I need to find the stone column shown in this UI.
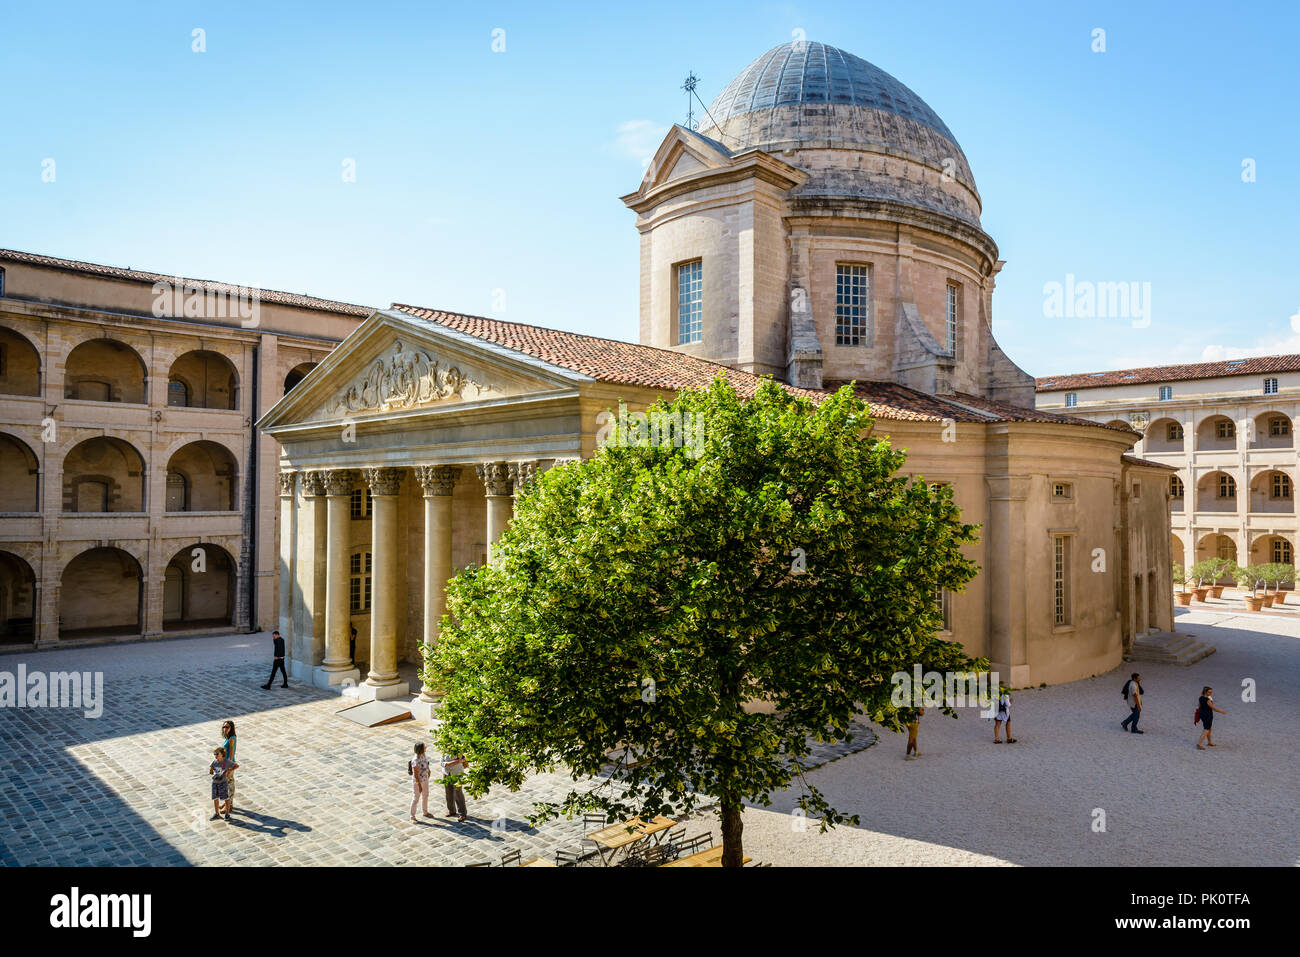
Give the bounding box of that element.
[304,471,329,667]
[315,468,359,687]
[363,467,407,699]
[477,463,514,566]
[277,470,296,667]
[414,465,460,711]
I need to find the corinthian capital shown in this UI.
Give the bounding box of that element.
[323,469,357,497]
[415,465,462,497]
[364,466,404,496]
[508,461,540,495]
[277,471,296,496]
[304,470,329,497]
[476,462,513,497]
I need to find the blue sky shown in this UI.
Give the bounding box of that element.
[2,0,1296,377]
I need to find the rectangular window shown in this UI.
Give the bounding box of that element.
[1168,423,1184,441]
[676,260,703,345]
[1216,420,1235,439]
[1052,481,1073,500]
[1218,475,1236,498]
[1170,475,1184,498]
[1158,386,1172,401]
[945,283,959,355]
[1065,393,1077,408]
[835,264,870,346]
[1270,417,1290,436]
[1132,481,1141,499]
[1272,473,1291,499]
[934,587,952,631]
[1263,377,1279,395]
[1274,539,1293,564]
[0,267,5,297]
[1053,536,1071,626]
[350,488,372,520]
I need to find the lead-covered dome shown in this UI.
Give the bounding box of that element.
[697,41,981,226]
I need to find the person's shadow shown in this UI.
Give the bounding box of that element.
[228,808,312,837]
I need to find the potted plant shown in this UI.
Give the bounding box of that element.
[1238,565,1265,612]
[1259,563,1278,607]
[1188,561,1212,602]
[1173,563,1192,606]
[1205,557,1231,598]
[1275,562,1295,604]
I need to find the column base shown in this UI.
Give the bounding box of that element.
[991,663,1034,689]
[353,680,411,702]
[408,695,440,724]
[313,666,361,689]
[289,659,314,681]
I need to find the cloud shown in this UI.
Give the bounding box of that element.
[608,119,670,167]
[1200,307,1300,361]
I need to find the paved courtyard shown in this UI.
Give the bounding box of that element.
[0,608,1296,867]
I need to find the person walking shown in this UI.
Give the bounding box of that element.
[903,706,925,759]
[1196,686,1226,750]
[219,720,239,814]
[1121,673,1145,734]
[442,751,468,822]
[209,747,233,822]
[349,624,358,666]
[262,630,289,689]
[409,742,432,822]
[993,688,1016,743]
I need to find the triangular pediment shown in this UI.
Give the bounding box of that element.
[258,310,586,433]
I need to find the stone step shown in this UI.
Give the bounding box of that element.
[1128,630,1216,666]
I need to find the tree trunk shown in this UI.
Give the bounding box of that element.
[720,797,744,867]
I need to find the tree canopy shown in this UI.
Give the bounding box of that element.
[425,377,984,866]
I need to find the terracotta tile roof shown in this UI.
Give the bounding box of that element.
[0,247,373,317]
[391,304,826,400]
[1035,354,1300,392]
[842,381,1139,433]
[1122,454,1177,471]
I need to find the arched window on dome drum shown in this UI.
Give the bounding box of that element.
[835,264,869,346]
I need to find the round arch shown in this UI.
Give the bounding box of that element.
[1247,532,1295,569]
[64,338,147,403]
[1145,417,1184,453]
[62,436,146,512]
[166,441,238,512]
[284,362,317,395]
[163,542,236,629]
[1195,533,1238,569]
[1250,410,1293,449]
[0,326,41,396]
[0,432,40,512]
[1247,469,1294,515]
[168,350,239,410]
[60,547,141,637]
[1194,469,1238,514]
[0,550,36,644]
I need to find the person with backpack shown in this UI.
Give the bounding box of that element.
[1121,673,1145,733]
[1196,686,1226,750]
[409,742,431,822]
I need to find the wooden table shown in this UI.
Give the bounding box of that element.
[586,816,678,865]
[520,857,556,867]
[660,846,751,867]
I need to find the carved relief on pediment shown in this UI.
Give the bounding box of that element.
[323,340,498,416]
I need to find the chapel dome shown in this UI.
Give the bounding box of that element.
[696,41,982,226]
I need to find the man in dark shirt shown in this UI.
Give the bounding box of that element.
[262,630,289,689]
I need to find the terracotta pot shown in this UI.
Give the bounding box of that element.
[1211,585,1225,598]
[1244,596,1265,612]
[1192,587,1210,602]
[1261,594,1275,607]
[1272,591,1286,605]
[1174,591,1193,606]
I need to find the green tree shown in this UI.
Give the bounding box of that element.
[424,378,984,867]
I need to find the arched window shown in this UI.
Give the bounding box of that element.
[167,378,190,407]
[349,552,372,612]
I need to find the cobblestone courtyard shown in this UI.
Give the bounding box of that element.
[1,607,1296,867]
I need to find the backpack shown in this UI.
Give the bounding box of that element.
[407,759,413,776]
[1122,679,1130,698]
